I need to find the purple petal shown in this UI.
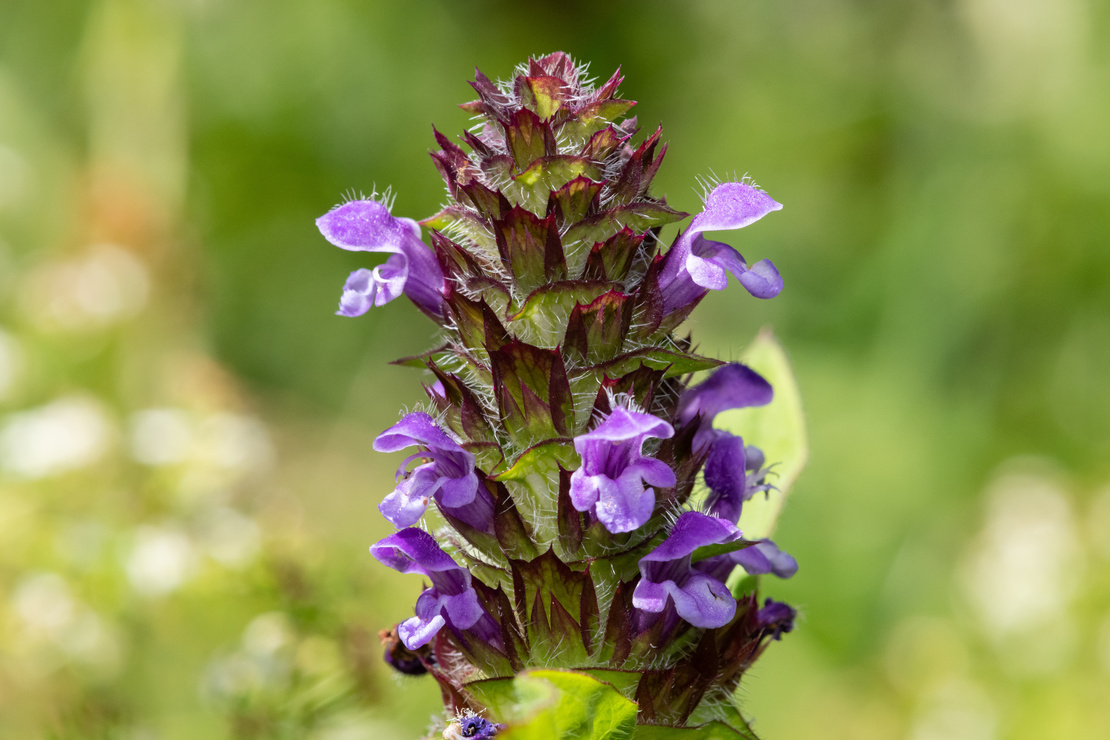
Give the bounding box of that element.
[439,481,496,535]
[316,199,421,253]
[373,414,478,525]
[730,539,798,579]
[665,571,738,628]
[337,269,377,317]
[684,251,729,291]
[738,259,783,299]
[704,433,747,522]
[569,472,602,512]
[573,407,674,446]
[745,445,766,471]
[437,470,479,509]
[678,363,774,430]
[374,412,460,456]
[642,511,741,562]
[370,528,460,575]
[397,611,445,650]
[688,181,782,236]
[632,568,737,629]
[379,464,440,527]
[689,237,781,299]
[691,238,748,281]
[453,717,503,740]
[594,472,656,534]
[569,407,676,534]
[634,457,678,489]
[630,576,670,613]
[757,597,797,640]
[440,588,483,630]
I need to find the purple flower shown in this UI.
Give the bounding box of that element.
[569,407,677,534]
[370,528,497,649]
[703,434,775,522]
[632,512,798,629]
[445,716,503,739]
[317,199,445,317]
[374,412,492,530]
[757,598,796,641]
[677,363,773,452]
[632,511,743,628]
[658,181,783,314]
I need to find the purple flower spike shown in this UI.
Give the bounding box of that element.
[569,407,677,534]
[658,181,783,313]
[632,511,743,628]
[317,199,445,316]
[677,363,773,451]
[757,598,796,640]
[374,412,481,528]
[703,434,775,522]
[370,528,487,649]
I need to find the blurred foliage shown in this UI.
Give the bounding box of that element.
[1,0,1108,739]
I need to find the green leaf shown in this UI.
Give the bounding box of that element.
[582,228,644,283]
[564,203,689,250]
[448,292,509,357]
[684,691,762,739]
[689,538,758,564]
[468,669,639,740]
[580,126,624,162]
[579,669,640,698]
[422,206,500,262]
[720,330,808,541]
[585,347,722,380]
[464,676,528,721]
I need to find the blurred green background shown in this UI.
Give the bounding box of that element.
[1,0,1108,738]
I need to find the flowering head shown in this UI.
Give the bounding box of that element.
[316,52,804,736]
